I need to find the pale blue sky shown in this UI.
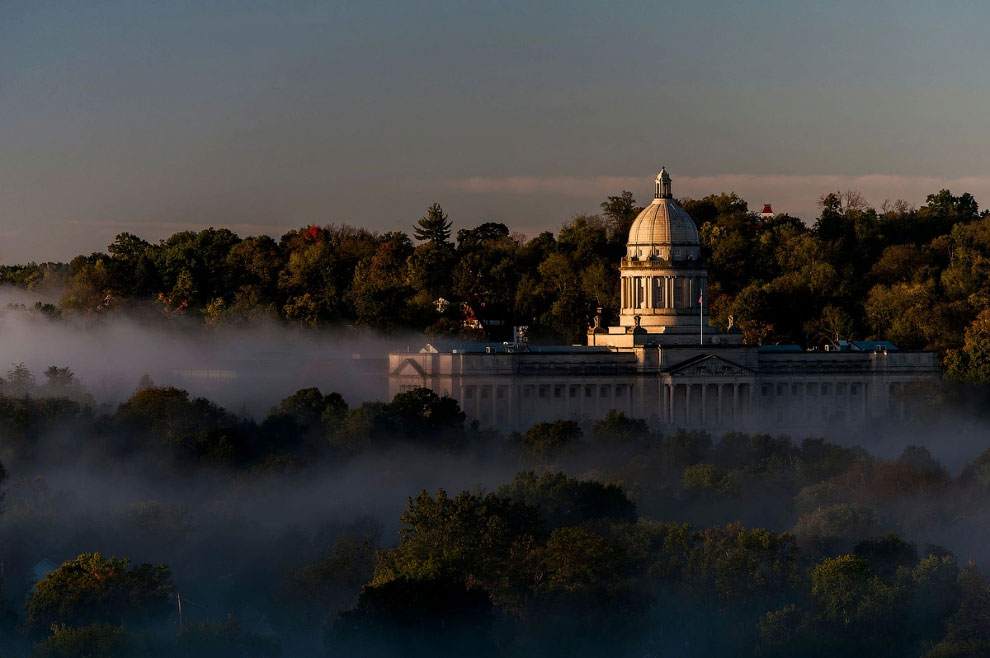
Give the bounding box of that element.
[2,0,989,262]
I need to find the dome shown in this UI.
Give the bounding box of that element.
[627,198,699,247]
[626,168,698,248]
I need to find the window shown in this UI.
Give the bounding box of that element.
[554,386,563,398]
[791,383,800,395]
[761,385,771,397]
[465,387,474,399]
[585,385,593,398]
[838,382,848,395]
[481,386,490,399]
[776,383,784,395]
[807,384,817,396]
[570,386,578,398]
[822,383,832,395]
[538,385,548,398]
[496,386,506,399]
[615,385,625,395]
[851,383,860,395]
[600,385,609,398]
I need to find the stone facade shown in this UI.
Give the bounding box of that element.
[387,341,937,432]
[388,168,940,433]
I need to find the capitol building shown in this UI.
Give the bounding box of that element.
[389,168,939,432]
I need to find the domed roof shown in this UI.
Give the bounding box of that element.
[627,168,699,247]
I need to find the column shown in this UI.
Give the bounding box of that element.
[646,276,653,309]
[684,384,691,425]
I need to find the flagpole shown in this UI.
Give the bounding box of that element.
[699,291,703,346]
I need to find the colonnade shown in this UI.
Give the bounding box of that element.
[661,381,752,426]
[622,275,706,311]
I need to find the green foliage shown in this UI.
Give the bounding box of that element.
[591,409,651,444]
[3,183,989,353]
[374,489,543,596]
[116,387,248,463]
[945,310,990,383]
[280,534,378,624]
[810,554,905,632]
[30,622,132,658]
[680,463,738,499]
[25,553,175,631]
[497,471,636,528]
[520,419,582,461]
[792,503,885,555]
[413,203,453,244]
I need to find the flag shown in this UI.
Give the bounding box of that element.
[698,294,703,305]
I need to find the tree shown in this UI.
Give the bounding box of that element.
[280,534,378,623]
[600,191,641,243]
[680,463,738,499]
[31,623,134,657]
[809,554,905,648]
[456,222,510,251]
[335,577,496,658]
[591,410,651,444]
[387,387,466,441]
[945,310,990,384]
[40,366,82,399]
[498,471,636,529]
[372,488,544,604]
[520,420,582,462]
[25,553,175,631]
[407,241,456,299]
[413,203,452,244]
[3,362,36,397]
[792,503,885,556]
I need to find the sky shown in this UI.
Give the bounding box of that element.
[2,0,990,263]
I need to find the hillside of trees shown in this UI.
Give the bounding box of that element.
[3,189,990,384]
[5,188,990,654]
[3,366,990,655]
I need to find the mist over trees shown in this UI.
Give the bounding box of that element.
[3,187,989,373]
[5,187,990,655]
[2,365,990,654]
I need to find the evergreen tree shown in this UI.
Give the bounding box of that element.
[414,203,452,244]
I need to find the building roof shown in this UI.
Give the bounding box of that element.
[758,344,804,353]
[420,342,611,355]
[845,340,900,352]
[626,167,699,248]
[627,199,699,247]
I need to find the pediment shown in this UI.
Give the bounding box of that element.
[391,358,427,377]
[667,355,753,377]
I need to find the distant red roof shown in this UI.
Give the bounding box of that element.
[761,204,773,214]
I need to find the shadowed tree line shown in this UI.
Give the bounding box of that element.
[5,376,990,654]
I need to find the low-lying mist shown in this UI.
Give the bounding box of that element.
[5,290,990,655]
[0,291,414,413]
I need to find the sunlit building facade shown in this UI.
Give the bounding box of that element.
[388,169,939,432]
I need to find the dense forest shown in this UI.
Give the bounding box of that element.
[3,188,990,383]
[5,187,990,656]
[1,364,990,655]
